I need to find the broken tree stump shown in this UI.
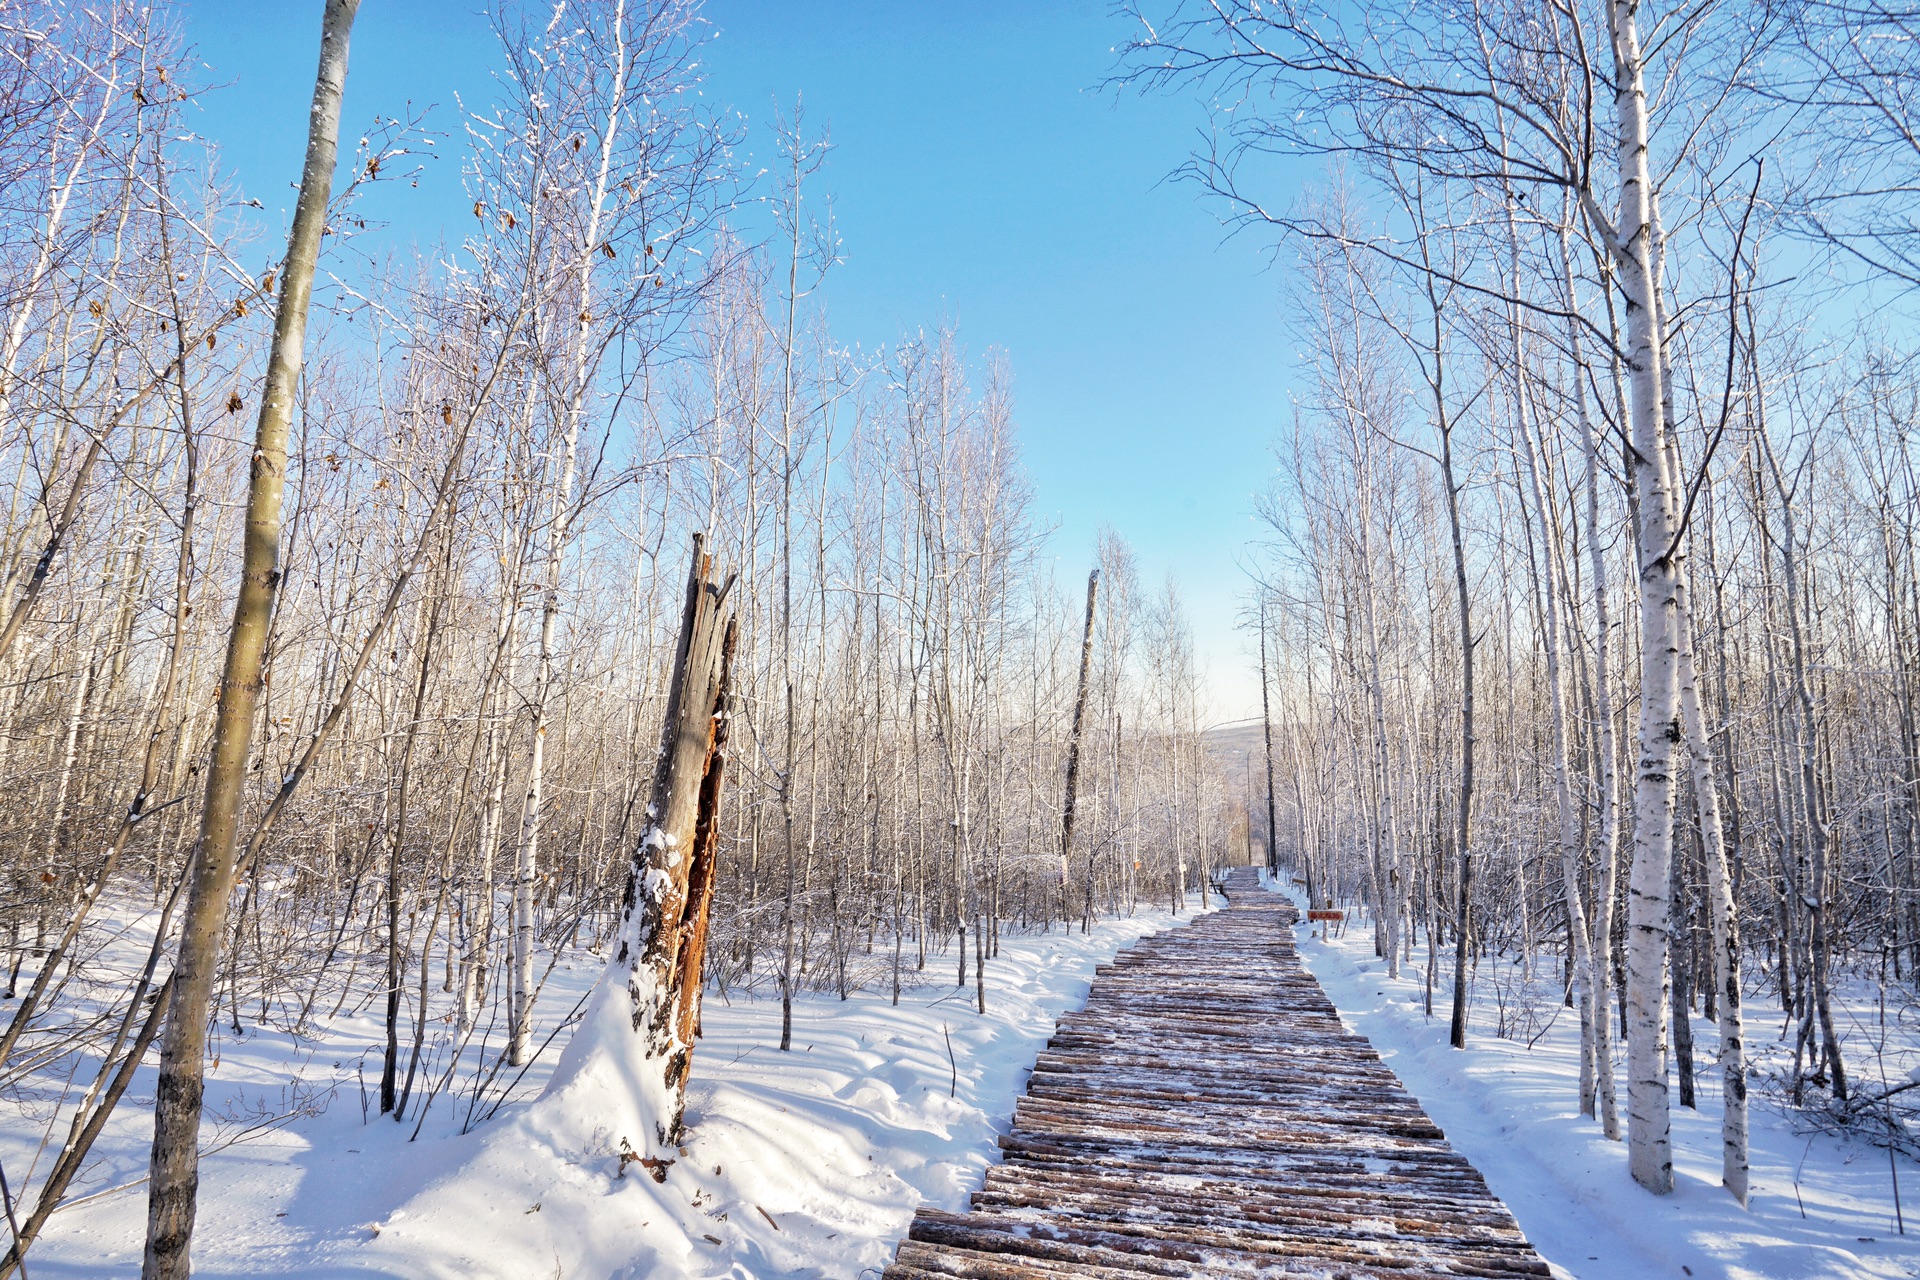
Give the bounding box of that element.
[585,533,737,1148]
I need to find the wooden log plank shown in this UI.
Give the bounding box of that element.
[908,1210,1552,1278]
[880,869,1550,1280]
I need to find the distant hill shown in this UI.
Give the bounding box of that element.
[1201,719,1268,867]
[1202,718,1266,782]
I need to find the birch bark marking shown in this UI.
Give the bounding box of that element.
[608,535,736,1146]
[1058,569,1099,921]
[1675,580,1748,1202]
[1607,0,1684,1195]
[142,3,359,1275]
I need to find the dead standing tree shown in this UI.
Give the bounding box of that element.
[553,534,737,1150]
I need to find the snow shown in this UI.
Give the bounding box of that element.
[7,899,1207,1278]
[1278,880,1920,1280]
[26,877,1917,1279]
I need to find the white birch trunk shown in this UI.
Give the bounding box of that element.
[1674,572,1749,1203]
[1606,0,1684,1192]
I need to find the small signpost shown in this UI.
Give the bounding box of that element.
[1306,908,1344,940]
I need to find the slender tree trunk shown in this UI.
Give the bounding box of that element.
[1261,600,1286,889]
[1430,318,1476,1054]
[1058,569,1099,920]
[1515,368,1603,1121]
[1676,519,1750,1203]
[1561,212,1623,1139]
[381,576,446,1114]
[142,5,358,1273]
[1757,429,1848,1104]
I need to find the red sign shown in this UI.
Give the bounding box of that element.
[1307,909,1344,922]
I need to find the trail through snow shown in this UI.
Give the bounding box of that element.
[10,900,1207,1278]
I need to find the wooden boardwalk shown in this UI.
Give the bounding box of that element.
[883,869,1551,1279]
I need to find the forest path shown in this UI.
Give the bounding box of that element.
[881,867,1553,1279]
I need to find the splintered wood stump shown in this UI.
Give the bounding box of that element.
[882,868,1550,1279]
[608,533,736,1145]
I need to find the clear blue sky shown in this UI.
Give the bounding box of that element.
[178,0,1297,722]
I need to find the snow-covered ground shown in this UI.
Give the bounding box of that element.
[9,900,1208,1278]
[1284,885,1920,1280]
[27,878,1908,1280]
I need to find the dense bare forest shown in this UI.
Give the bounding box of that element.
[1120,0,1920,1210]
[0,3,1244,1272]
[19,0,1920,1271]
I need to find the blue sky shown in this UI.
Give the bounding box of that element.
[178,0,1297,721]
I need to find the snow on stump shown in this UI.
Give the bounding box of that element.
[548,533,737,1153]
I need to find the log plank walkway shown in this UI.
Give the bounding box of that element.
[883,868,1551,1279]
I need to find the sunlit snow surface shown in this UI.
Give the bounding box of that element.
[1280,874,1920,1280]
[6,899,1206,1278]
[21,879,1913,1279]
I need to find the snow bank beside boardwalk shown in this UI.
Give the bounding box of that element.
[1283,885,1920,1280]
[15,899,1209,1279]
